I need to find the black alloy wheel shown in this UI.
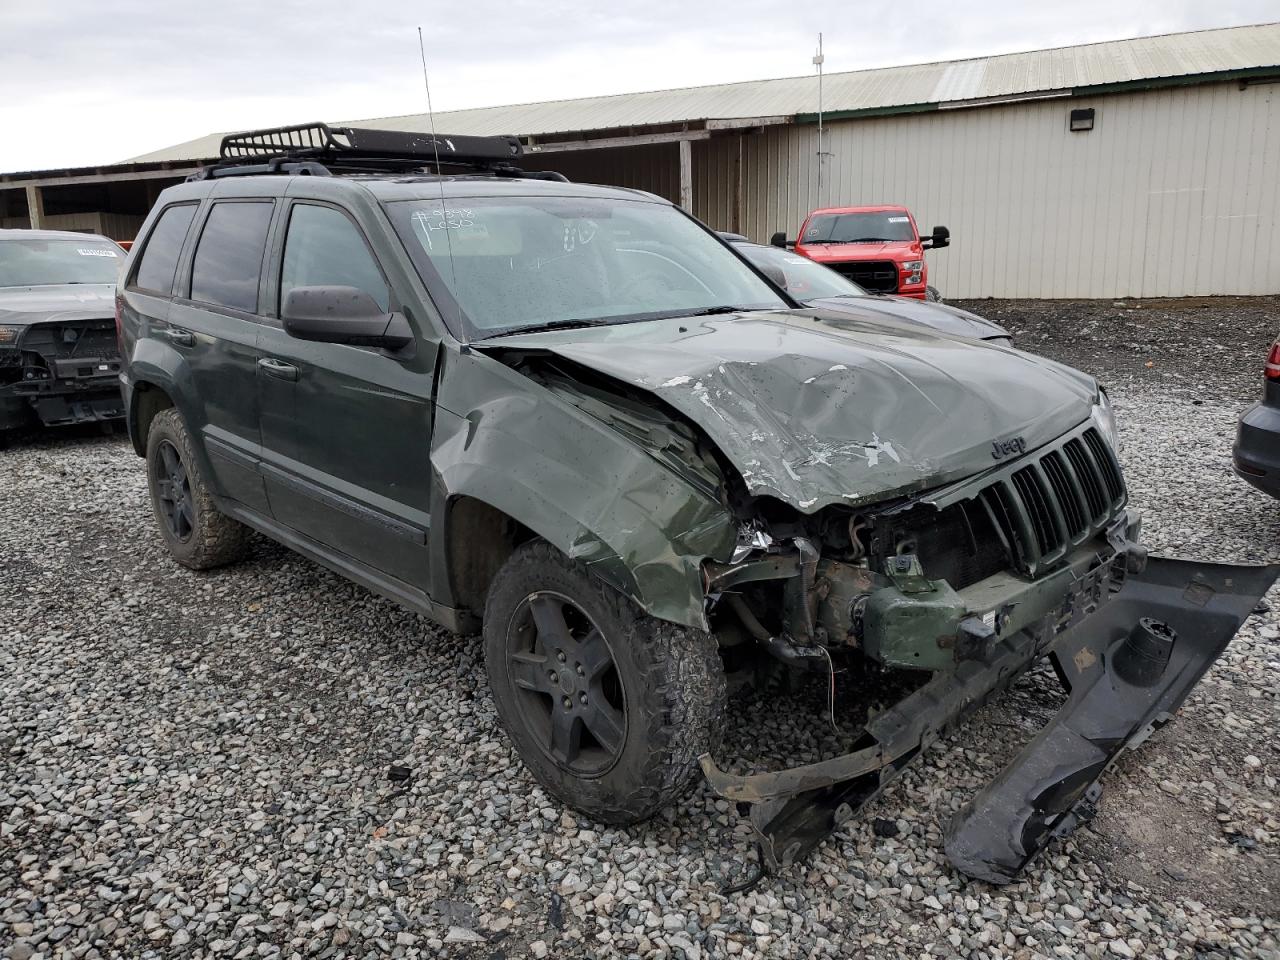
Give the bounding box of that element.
[153,438,195,542]
[504,591,627,777]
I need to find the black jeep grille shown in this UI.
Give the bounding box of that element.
[978,427,1125,577]
[830,260,898,293]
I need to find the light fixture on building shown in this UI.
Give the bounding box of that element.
[1070,108,1095,132]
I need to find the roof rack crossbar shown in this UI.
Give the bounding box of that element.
[216,121,523,167]
[195,121,567,182]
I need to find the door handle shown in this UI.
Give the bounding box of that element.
[157,327,194,347]
[258,357,299,381]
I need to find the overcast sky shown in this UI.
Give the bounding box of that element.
[0,0,1275,173]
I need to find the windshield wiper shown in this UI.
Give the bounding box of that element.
[476,318,609,341]
[682,305,758,317]
[844,237,892,243]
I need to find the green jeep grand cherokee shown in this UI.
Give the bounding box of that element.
[116,124,1276,883]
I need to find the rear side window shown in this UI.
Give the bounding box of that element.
[281,204,389,312]
[190,201,274,313]
[133,204,197,295]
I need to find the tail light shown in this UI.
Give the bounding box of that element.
[1267,340,1280,382]
[114,294,125,355]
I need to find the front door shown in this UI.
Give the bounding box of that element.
[256,200,435,588]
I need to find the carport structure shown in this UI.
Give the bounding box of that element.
[0,160,202,239]
[0,116,786,240]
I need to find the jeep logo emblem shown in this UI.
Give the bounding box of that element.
[991,436,1027,460]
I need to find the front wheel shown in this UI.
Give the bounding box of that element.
[926,285,943,302]
[483,541,726,824]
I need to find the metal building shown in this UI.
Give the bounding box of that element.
[4,22,1278,298]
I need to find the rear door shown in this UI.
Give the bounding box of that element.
[165,188,280,514]
[256,195,435,587]
[122,199,199,376]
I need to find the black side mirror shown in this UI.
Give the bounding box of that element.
[769,231,790,249]
[924,225,950,250]
[282,286,413,350]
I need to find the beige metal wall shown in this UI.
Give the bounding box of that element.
[693,80,1280,298]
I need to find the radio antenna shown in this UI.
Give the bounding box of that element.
[417,26,459,319]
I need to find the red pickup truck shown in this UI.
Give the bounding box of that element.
[771,204,949,301]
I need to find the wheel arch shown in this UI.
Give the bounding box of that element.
[127,380,176,456]
[434,463,731,631]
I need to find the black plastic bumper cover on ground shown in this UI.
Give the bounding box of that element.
[701,556,1278,881]
[945,556,1278,882]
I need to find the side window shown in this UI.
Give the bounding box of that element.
[281,204,390,312]
[133,204,197,295]
[190,201,274,313]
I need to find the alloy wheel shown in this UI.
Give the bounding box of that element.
[154,439,195,542]
[505,591,627,776]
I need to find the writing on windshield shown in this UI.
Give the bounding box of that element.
[387,196,787,340]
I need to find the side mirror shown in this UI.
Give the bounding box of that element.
[282,286,413,350]
[770,231,790,249]
[923,225,950,250]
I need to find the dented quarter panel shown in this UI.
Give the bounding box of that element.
[487,310,1098,512]
[432,345,737,628]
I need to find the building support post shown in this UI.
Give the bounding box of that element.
[25,185,44,229]
[732,133,745,235]
[678,138,693,212]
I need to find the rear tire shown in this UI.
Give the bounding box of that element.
[483,541,726,825]
[145,408,250,569]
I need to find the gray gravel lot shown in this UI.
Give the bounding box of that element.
[2,297,1279,960]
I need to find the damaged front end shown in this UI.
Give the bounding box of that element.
[0,318,123,428]
[700,421,1278,882]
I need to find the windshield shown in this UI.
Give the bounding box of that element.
[802,211,916,244]
[735,244,866,301]
[386,196,788,339]
[0,238,124,287]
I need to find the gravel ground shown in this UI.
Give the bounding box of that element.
[2,296,1279,960]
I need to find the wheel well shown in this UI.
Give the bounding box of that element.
[447,496,535,618]
[130,383,175,456]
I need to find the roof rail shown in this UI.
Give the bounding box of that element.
[189,121,564,181]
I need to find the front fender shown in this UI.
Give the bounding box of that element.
[432,348,736,629]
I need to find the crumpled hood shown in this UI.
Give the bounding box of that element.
[486,309,1098,512]
[806,295,1011,341]
[0,284,117,326]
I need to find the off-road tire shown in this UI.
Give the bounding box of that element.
[483,541,726,825]
[145,407,251,569]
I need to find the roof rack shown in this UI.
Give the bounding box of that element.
[189,121,567,182]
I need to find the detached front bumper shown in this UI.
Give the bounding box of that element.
[4,357,123,427]
[701,527,1278,882]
